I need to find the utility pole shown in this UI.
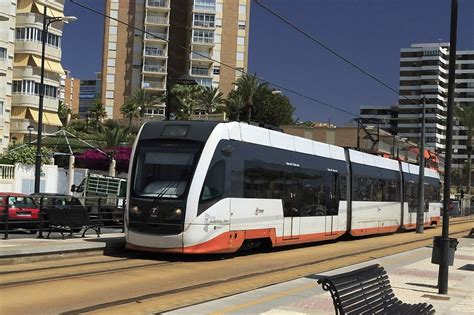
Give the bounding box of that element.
[416,97,426,233]
[438,0,458,295]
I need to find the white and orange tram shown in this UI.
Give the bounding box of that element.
[126,121,441,254]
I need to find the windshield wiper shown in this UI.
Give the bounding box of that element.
[153,154,195,202]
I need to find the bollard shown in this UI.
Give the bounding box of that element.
[37,196,44,239]
[97,197,102,236]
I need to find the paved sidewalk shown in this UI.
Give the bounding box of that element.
[167,237,474,315]
[0,233,125,265]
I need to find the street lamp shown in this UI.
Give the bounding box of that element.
[27,125,34,145]
[165,74,198,120]
[34,2,77,193]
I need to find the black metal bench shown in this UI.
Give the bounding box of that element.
[44,206,101,239]
[316,264,435,315]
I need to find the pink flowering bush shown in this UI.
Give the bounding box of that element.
[76,147,131,173]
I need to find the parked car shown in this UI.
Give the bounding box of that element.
[0,193,40,233]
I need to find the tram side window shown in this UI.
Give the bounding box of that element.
[300,171,342,216]
[244,162,284,199]
[200,160,225,202]
[405,181,418,212]
[353,176,400,202]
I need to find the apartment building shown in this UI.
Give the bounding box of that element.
[101,0,250,120]
[359,105,398,133]
[9,0,66,144]
[398,43,474,168]
[61,70,80,115]
[79,73,101,117]
[0,1,16,151]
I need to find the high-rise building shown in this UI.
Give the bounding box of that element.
[359,105,398,133]
[101,0,250,120]
[9,0,66,144]
[398,43,474,168]
[0,0,16,151]
[79,73,102,118]
[61,70,80,115]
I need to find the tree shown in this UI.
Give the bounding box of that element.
[2,146,53,165]
[251,86,295,126]
[171,84,204,119]
[234,74,265,122]
[92,120,132,149]
[226,90,245,121]
[455,105,474,197]
[88,100,107,129]
[120,100,141,127]
[128,88,165,117]
[58,101,72,125]
[200,86,224,114]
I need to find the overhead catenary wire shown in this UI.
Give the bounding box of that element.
[253,0,416,105]
[68,0,359,118]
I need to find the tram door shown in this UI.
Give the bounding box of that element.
[283,167,301,240]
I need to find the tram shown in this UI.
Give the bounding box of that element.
[126,121,441,254]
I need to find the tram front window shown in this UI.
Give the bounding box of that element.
[133,142,201,199]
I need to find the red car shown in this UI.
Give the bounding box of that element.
[0,193,40,233]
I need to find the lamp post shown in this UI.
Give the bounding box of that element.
[34,2,76,193]
[27,125,34,145]
[416,97,426,234]
[165,74,198,120]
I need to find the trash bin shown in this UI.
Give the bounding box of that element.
[431,236,458,266]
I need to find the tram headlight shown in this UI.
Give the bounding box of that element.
[130,205,141,215]
[174,208,183,217]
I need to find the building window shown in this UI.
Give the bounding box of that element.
[214,33,221,44]
[238,20,246,30]
[237,36,245,45]
[192,30,214,44]
[108,42,116,51]
[15,27,61,47]
[0,101,3,115]
[216,3,223,12]
[236,52,244,61]
[107,58,116,67]
[239,4,246,14]
[0,48,6,59]
[213,66,220,75]
[215,18,222,27]
[192,66,210,76]
[109,26,118,35]
[106,91,114,99]
[194,13,215,28]
[107,74,115,83]
[12,80,58,98]
[194,0,216,11]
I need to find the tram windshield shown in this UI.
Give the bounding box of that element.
[133,141,201,198]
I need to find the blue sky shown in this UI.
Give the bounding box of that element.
[62,0,474,124]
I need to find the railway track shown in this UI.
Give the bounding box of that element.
[0,218,472,314]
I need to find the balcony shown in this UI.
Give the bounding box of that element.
[143,64,166,74]
[15,40,62,60]
[145,15,169,25]
[194,4,216,12]
[144,32,168,42]
[10,118,58,135]
[192,37,214,45]
[142,81,165,91]
[144,47,166,58]
[146,0,169,10]
[191,67,211,76]
[193,20,215,28]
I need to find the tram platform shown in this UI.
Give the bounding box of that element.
[0,233,125,265]
[166,236,474,315]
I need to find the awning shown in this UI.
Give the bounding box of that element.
[17,0,64,18]
[27,108,63,127]
[30,55,64,74]
[14,54,29,67]
[11,107,27,119]
[34,2,65,18]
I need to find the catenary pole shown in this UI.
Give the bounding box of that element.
[416,97,426,233]
[438,0,458,295]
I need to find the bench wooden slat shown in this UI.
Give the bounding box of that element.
[316,264,435,315]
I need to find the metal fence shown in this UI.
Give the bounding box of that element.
[0,194,125,240]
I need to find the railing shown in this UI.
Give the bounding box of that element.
[194,21,215,28]
[1,195,125,240]
[146,15,168,24]
[144,47,165,57]
[0,165,14,180]
[191,52,210,60]
[191,68,211,76]
[192,37,214,44]
[145,32,168,41]
[147,0,168,8]
[194,4,216,12]
[143,64,166,73]
[142,81,165,89]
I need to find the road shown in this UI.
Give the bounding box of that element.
[0,219,472,314]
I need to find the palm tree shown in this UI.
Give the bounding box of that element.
[88,100,107,129]
[171,84,204,119]
[120,100,141,127]
[200,86,224,114]
[455,105,474,198]
[226,90,245,121]
[95,121,131,149]
[58,101,72,125]
[234,74,265,122]
[128,88,164,117]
